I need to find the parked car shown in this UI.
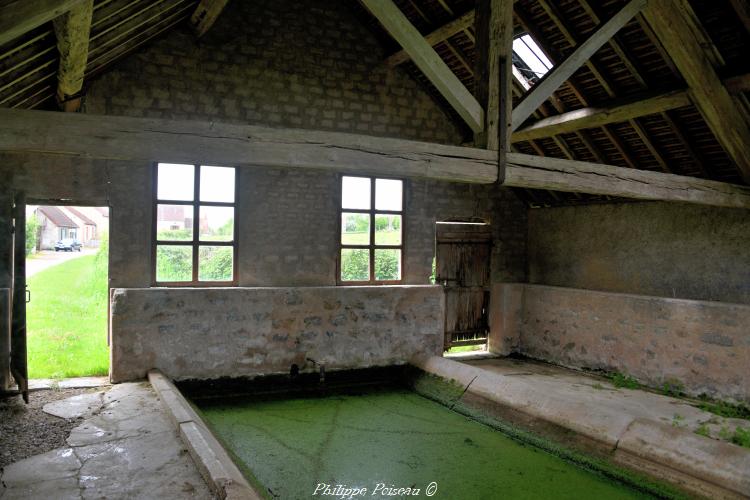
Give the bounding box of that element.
[55,239,82,252]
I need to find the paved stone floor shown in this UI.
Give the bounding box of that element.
[464,357,750,443]
[0,382,211,500]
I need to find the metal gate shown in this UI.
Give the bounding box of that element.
[435,222,491,350]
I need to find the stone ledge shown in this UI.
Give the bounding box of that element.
[411,354,750,499]
[148,369,263,500]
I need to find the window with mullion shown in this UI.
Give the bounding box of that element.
[154,163,237,286]
[339,176,403,284]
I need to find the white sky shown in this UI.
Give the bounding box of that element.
[342,176,402,211]
[513,34,553,79]
[157,164,235,203]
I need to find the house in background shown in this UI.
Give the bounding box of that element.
[65,207,98,247]
[33,206,109,250]
[35,206,78,250]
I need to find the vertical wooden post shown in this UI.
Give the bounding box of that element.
[474,0,514,182]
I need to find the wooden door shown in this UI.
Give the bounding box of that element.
[11,192,28,402]
[435,222,491,350]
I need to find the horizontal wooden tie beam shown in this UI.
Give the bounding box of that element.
[1,109,748,209]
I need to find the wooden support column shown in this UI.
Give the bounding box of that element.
[642,0,750,183]
[361,0,484,133]
[0,0,85,46]
[511,0,647,131]
[190,0,229,37]
[52,0,93,112]
[474,0,513,182]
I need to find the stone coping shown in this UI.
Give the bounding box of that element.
[148,369,264,500]
[411,354,750,499]
[503,282,750,309]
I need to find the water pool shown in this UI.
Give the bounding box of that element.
[194,389,657,499]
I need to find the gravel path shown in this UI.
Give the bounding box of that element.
[0,388,92,468]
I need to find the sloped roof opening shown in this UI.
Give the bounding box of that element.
[512,33,553,88]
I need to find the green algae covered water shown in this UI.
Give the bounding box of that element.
[196,389,655,500]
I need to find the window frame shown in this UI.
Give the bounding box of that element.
[337,174,405,285]
[151,163,239,287]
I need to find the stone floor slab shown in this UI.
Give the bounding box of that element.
[42,391,105,420]
[29,376,110,392]
[1,382,211,500]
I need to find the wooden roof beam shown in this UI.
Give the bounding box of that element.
[0,0,86,46]
[511,0,647,131]
[512,89,690,142]
[190,0,229,37]
[642,0,750,183]
[386,11,474,66]
[52,0,93,112]
[504,153,750,209]
[1,109,749,209]
[361,0,483,133]
[724,73,750,95]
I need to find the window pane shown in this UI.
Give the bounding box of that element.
[342,176,370,209]
[341,213,370,245]
[340,249,369,281]
[375,249,401,281]
[375,178,402,211]
[199,206,234,241]
[375,214,401,245]
[200,166,235,202]
[157,163,194,201]
[199,246,233,281]
[156,245,192,282]
[156,204,193,241]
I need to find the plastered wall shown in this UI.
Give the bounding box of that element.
[528,202,750,305]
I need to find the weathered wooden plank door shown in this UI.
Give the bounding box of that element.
[11,192,28,402]
[435,222,491,350]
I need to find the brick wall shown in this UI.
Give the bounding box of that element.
[85,0,464,145]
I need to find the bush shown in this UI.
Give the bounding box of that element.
[340,249,400,281]
[200,246,232,281]
[25,214,39,256]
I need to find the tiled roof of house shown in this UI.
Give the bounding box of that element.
[66,207,97,225]
[38,206,77,228]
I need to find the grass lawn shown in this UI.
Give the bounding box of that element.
[26,253,109,379]
[342,230,401,245]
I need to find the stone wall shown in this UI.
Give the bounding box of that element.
[110,286,444,382]
[85,0,464,145]
[528,202,750,305]
[489,284,750,403]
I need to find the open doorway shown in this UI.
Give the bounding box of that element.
[25,205,109,379]
[435,220,491,356]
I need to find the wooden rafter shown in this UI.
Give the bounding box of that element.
[642,0,750,183]
[512,89,690,142]
[0,0,86,46]
[52,0,93,112]
[728,0,750,34]
[361,0,483,133]
[386,10,474,66]
[511,0,647,131]
[189,0,229,37]
[2,109,750,209]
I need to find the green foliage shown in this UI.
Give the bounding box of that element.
[27,254,109,378]
[697,399,750,420]
[671,414,685,427]
[157,246,192,281]
[25,213,39,256]
[199,246,233,281]
[429,257,436,284]
[345,214,369,233]
[340,249,369,281]
[694,423,710,437]
[731,427,750,448]
[157,228,191,240]
[340,249,400,281]
[661,378,685,397]
[611,372,641,389]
